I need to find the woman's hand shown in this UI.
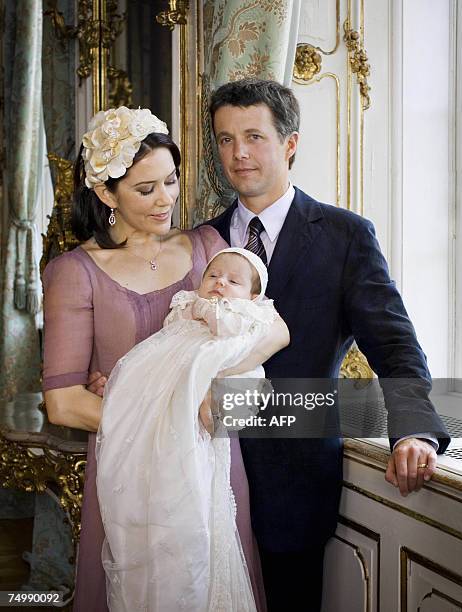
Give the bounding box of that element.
[86,371,107,397]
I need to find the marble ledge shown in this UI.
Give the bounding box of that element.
[0,392,88,454]
[344,437,462,492]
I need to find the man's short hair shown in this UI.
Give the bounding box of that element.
[209,78,300,169]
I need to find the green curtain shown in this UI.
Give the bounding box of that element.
[0,0,44,399]
[195,0,300,224]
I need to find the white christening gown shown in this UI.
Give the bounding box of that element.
[96,290,277,612]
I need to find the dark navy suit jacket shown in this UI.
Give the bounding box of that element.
[205,187,450,552]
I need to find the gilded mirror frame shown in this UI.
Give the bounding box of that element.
[89,0,199,230]
[43,0,199,240]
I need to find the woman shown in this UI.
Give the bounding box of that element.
[42,106,288,612]
[97,248,281,612]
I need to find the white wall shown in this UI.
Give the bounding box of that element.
[290,0,457,379]
[401,0,451,378]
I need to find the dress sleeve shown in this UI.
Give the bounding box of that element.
[163,290,197,326]
[197,225,229,260]
[42,253,94,391]
[220,298,279,329]
[212,298,279,337]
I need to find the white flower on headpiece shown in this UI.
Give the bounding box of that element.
[82,106,169,188]
[128,109,167,139]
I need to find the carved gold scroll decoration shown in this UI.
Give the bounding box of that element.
[0,436,86,546]
[340,346,374,386]
[107,66,133,108]
[44,0,132,111]
[105,1,133,108]
[293,44,322,83]
[44,0,96,83]
[156,0,192,228]
[156,0,189,30]
[40,154,79,273]
[343,18,371,111]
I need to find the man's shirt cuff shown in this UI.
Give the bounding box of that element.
[392,433,439,452]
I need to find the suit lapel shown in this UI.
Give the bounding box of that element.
[266,189,324,300]
[206,190,325,301]
[207,202,236,245]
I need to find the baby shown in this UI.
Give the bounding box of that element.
[198,249,261,304]
[96,248,285,612]
[192,249,266,432]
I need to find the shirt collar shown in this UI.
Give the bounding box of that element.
[233,183,295,243]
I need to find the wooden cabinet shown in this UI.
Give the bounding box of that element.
[322,439,462,611]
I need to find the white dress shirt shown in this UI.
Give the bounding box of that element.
[228,183,438,452]
[229,184,295,263]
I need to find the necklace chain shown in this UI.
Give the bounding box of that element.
[127,238,162,271]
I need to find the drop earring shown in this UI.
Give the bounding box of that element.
[109,208,116,226]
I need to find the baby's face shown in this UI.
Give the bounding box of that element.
[199,253,256,300]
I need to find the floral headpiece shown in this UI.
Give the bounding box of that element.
[82,106,169,188]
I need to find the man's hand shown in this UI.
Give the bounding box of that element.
[86,371,107,397]
[385,438,437,496]
[199,387,215,435]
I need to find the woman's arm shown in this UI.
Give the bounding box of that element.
[219,315,290,377]
[198,317,289,434]
[45,385,102,432]
[42,254,99,431]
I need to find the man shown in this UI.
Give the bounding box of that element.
[203,78,450,611]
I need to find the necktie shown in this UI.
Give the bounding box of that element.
[245,217,267,265]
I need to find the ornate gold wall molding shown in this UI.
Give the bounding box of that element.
[45,0,97,84]
[40,154,79,273]
[345,0,368,214]
[157,0,194,228]
[343,18,371,111]
[45,0,132,112]
[156,0,189,30]
[310,0,340,56]
[0,436,86,545]
[340,346,374,381]
[107,65,133,108]
[293,44,322,82]
[105,1,132,109]
[293,71,340,206]
[47,154,74,205]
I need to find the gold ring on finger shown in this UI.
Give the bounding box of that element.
[417,463,428,469]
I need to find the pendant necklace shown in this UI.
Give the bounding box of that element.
[128,237,162,271]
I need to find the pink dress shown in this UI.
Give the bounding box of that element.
[42,226,266,612]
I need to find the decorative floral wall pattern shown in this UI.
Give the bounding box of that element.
[195,0,298,224]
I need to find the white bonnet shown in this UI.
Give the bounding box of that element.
[204,247,268,300]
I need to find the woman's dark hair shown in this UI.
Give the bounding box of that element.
[72,132,181,249]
